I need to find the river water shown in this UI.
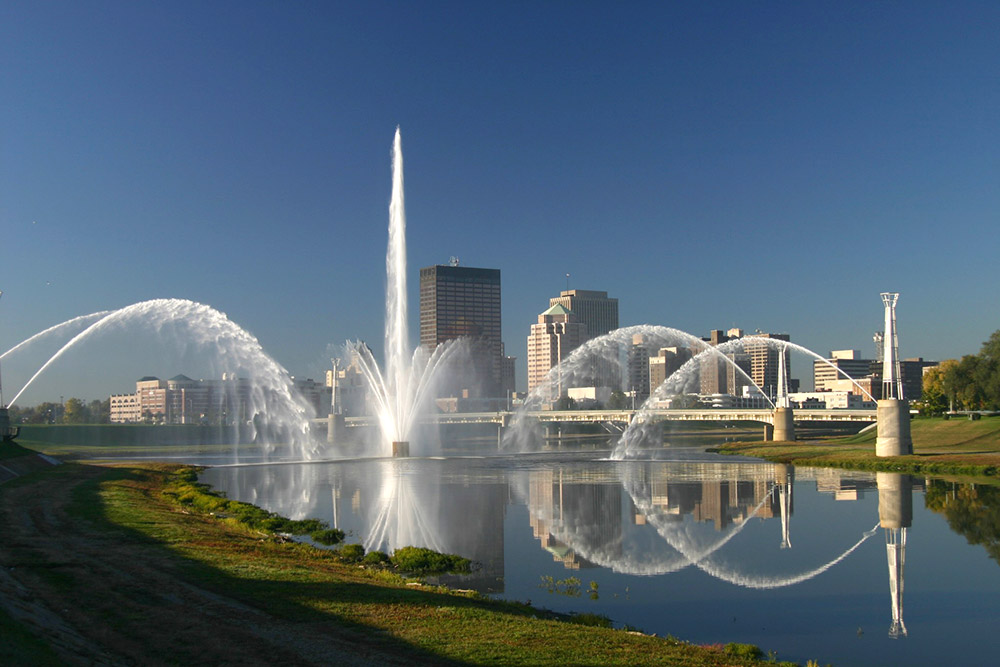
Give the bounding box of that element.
[200,441,1000,666]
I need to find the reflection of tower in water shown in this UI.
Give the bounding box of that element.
[877,472,912,638]
[775,464,794,549]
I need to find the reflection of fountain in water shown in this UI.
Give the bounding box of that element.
[3,298,315,459]
[510,460,881,589]
[364,460,444,553]
[346,128,465,457]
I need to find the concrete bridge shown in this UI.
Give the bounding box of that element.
[316,407,876,443]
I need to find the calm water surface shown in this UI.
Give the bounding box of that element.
[200,444,1000,666]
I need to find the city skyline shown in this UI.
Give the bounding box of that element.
[3,2,999,404]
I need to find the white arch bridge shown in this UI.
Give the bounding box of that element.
[315,407,876,440]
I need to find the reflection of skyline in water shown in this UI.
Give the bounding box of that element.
[200,454,1000,666]
[516,462,891,591]
[204,458,912,590]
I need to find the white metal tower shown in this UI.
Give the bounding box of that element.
[775,344,791,409]
[330,358,341,415]
[880,293,903,400]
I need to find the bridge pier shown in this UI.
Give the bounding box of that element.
[772,407,795,442]
[762,423,774,441]
[876,399,912,457]
[326,413,346,445]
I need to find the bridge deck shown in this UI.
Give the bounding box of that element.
[314,408,876,428]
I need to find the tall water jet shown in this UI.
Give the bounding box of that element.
[349,128,464,456]
[385,126,409,452]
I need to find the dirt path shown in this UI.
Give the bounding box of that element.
[0,463,426,666]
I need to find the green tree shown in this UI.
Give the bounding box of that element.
[954,355,985,410]
[975,331,1000,409]
[22,402,62,424]
[606,391,628,410]
[89,398,111,423]
[555,395,576,410]
[920,364,951,415]
[62,398,90,424]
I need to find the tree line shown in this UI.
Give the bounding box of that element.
[921,330,1000,413]
[6,398,111,424]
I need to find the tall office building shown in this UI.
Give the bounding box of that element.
[419,264,502,396]
[548,290,618,340]
[814,350,877,393]
[527,304,588,395]
[627,334,655,402]
[546,290,619,390]
[699,329,739,395]
[648,346,694,395]
[814,350,933,400]
[744,332,791,395]
[699,329,791,398]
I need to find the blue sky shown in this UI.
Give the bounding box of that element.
[3,1,999,403]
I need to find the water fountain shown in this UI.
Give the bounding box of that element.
[345,127,465,457]
[2,298,315,459]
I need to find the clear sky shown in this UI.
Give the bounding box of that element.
[3,1,999,404]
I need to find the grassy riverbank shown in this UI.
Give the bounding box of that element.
[0,453,806,666]
[715,416,1000,480]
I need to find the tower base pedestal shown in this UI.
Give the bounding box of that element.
[876,399,913,457]
[392,441,410,457]
[327,414,345,445]
[772,407,795,442]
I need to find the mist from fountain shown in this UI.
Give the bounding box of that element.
[6,298,316,458]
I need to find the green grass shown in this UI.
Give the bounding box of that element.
[715,416,1000,480]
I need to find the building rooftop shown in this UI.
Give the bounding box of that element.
[541,303,572,317]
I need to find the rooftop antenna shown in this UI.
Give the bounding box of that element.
[565,273,570,291]
[449,256,460,267]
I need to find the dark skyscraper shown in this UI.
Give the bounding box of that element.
[419,264,502,395]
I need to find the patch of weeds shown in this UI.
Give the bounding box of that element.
[310,528,345,545]
[361,550,391,566]
[540,575,582,597]
[724,642,763,660]
[390,546,470,574]
[337,543,365,563]
[567,612,612,628]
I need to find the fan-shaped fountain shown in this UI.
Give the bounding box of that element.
[2,298,316,460]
